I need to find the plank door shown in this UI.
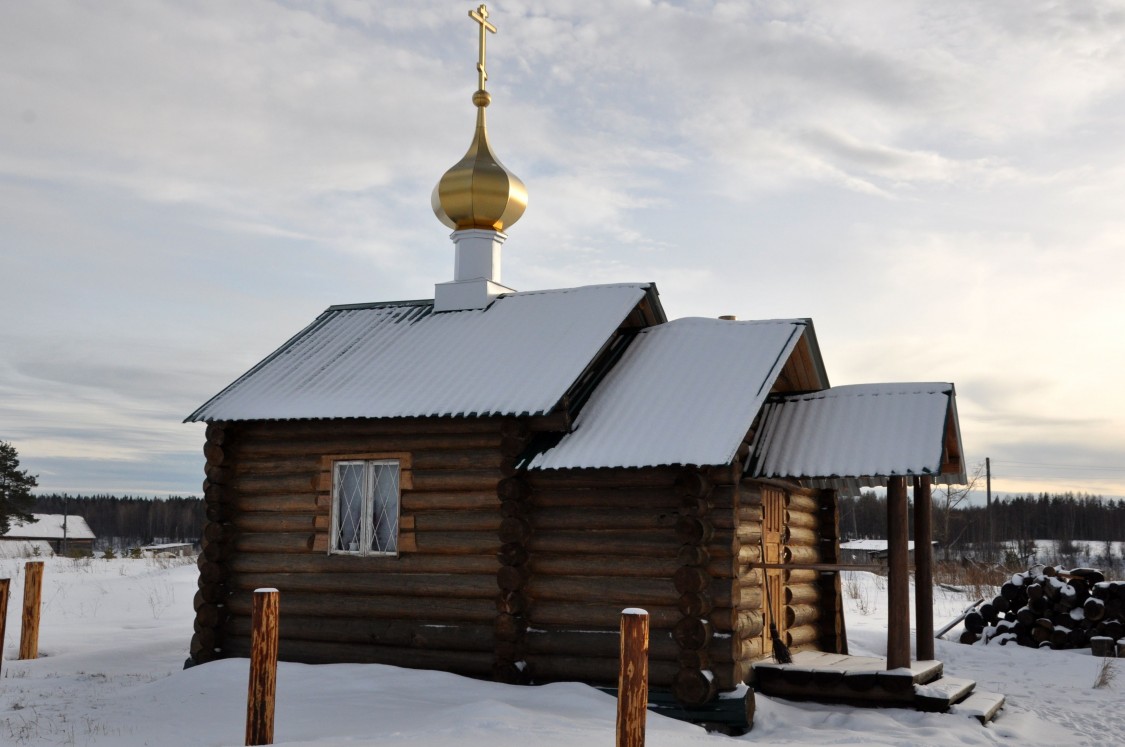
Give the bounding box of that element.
[762,487,786,652]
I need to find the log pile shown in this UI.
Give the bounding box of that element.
[959,565,1125,652]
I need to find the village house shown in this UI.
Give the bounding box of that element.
[186,5,966,709]
[1,513,96,556]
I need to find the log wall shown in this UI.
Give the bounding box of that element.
[194,417,516,680]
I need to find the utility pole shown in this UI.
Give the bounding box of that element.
[986,457,993,560]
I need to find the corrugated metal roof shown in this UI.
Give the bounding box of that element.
[526,318,807,470]
[4,514,96,540]
[187,284,650,422]
[748,383,966,490]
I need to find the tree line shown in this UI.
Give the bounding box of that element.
[33,493,204,551]
[840,490,1125,556]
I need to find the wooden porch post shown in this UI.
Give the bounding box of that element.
[913,476,935,660]
[886,477,911,670]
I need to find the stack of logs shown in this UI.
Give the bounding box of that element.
[960,566,1125,652]
[496,470,533,684]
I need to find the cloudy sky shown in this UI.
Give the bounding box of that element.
[3,1,1125,499]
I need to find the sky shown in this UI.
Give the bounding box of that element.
[3,1,1125,499]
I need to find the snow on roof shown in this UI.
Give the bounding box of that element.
[526,318,807,470]
[3,514,96,540]
[749,383,965,490]
[187,284,651,422]
[840,539,933,552]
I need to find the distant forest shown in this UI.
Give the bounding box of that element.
[33,494,204,551]
[841,490,1125,558]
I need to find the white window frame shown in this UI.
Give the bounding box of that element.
[330,458,400,556]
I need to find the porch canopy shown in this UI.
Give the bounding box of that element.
[746,382,967,670]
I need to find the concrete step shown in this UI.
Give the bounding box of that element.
[913,676,976,712]
[952,691,1006,724]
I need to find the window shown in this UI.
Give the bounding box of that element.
[331,459,400,555]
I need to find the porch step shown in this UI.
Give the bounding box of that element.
[951,691,1006,724]
[913,676,976,712]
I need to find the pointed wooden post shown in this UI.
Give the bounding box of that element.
[913,476,935,660]
[246,588,280,746]
[19,561,43,660]
[886,477,911,670]
[617,608,649,747]
[0,578,9,668]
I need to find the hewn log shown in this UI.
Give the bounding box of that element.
[785,584,821,606]
[678,592,713,617]
[674,471,713,499]
[736,523,762,545]
[231,455,321,477]
[617,610,650,747]
[225,635,496,675]
[226,615,495,650]
[245,589,279,746]
[235,433,501,459]
[676,517,714,545]
[199,583,228,605]
[673,617,712,650]
[191,631,217,662]
[199,560,226,585]
[409,449,510,471]
[494,613,527,642]
[528,532,678,558]
[531,554,679,578]
[499,543,529,567]
[709,608,764,638]
[785,568,820,585]
[413,511,502,533]
[521,628,676,659]
[227,572,498,599]
[410,469,502,492]
[784,527,819,546]
[527,576,675,608]
[677,649,711,669]
[785,603,820,628]
[229,494,321,513]
[497,477,530,502]
[206,422,227,445]
[239,417,505,441]
[737,544,762,565]
[234,533,315,554]
[204,442,226,467]
[783,545,820,564]
[227,590,496,623]
[237,514,318,534]
[497,565,530,592]
[531,602,679,630]
[500,499,525,519]
[227,552,496,576]
[737,636,765,660]
[498,517,532,544]
[234,472,317,495]
[533,507,680,531]
[784,510,819,530]
[785,494,819,513]
[525,468,682,491]
[496,591,529,615]
[529,487,681,509]
[785,624,820,648]
[527,655,679,688]
[195,603,227,628]
[673,667,717,706]
[412,532,502,555]
[402,491,498,511]
[674,566,710,595]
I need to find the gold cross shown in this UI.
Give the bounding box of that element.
[469,4,497,91]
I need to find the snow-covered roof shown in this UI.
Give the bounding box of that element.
[3,514,96,540]
[526,318,808,470]
[188,284,654,422]
[748,383,966,491]
[840,539,935,552]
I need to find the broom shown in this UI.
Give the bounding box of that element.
[760,537,792,664]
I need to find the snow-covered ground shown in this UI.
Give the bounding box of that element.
[0,557,1121,746]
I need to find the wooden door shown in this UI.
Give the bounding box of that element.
[762,487,786,652]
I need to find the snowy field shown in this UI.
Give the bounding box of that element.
[0,557,1121,746]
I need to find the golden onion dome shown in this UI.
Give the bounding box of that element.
[432,5,527,232]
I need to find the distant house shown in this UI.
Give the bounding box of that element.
[840,539,939,566]
[1,513,96,555]
[140,542,195,558]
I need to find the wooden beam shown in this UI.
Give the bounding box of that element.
[886,476,910,670]
[914,475,935,660]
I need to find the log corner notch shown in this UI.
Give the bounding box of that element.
[494,418,534,684]
[194,421,233,665]
[671,467,718,706]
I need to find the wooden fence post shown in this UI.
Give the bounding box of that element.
[19,561,43,660]
[245,588,280,746]
[617,608,649,747]
[0,578,9,667]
